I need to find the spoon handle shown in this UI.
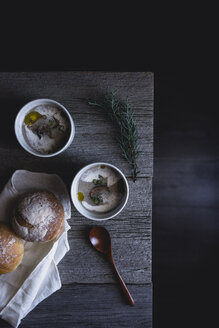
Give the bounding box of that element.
[108,255,135,306]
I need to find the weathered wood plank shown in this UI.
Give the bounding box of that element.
[71,176,152,219]
[57,177,152,284]
[70,176,152,235]
[0,72,153,327]
[59,234,151,284]
[0,172,151,284]
[0,72,153,177]
[0,71,153,283]
[0,71,153,102]
[0,284,152,328]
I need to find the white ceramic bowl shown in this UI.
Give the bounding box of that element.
[71,162,129,221]
[14,98,75,157]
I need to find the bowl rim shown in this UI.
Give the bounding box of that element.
[14,98,75,158]
[70,162,129,221]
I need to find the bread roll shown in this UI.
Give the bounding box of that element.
[11,190,64,242]
[0,223,24,274]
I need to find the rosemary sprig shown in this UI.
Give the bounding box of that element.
[88,91,140,182]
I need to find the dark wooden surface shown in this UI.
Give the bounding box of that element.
[0,72,153,328]
[0,285,152,328]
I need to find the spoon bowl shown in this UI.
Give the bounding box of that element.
[89,226,135,306]
[89,225,111,254]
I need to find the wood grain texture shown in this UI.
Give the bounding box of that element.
[0,284,152,328]
[0,72,153,328]
[0,72,153,178]
[60,177,152,284]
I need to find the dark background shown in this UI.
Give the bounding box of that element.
[153,71,219,327]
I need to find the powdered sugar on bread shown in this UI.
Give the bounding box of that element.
[17,192,57,226]
[0,224,24,273]
[12,191,64,242]
[0,232,16,259]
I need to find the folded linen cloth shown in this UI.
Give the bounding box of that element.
[0,170,71,328]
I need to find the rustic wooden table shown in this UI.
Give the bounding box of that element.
[0,72,153,328]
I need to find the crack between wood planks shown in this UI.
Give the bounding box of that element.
[62,282,152,287]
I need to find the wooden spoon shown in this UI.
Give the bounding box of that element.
[89,226,135,306]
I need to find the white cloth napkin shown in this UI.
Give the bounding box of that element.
[0,170,71,328]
